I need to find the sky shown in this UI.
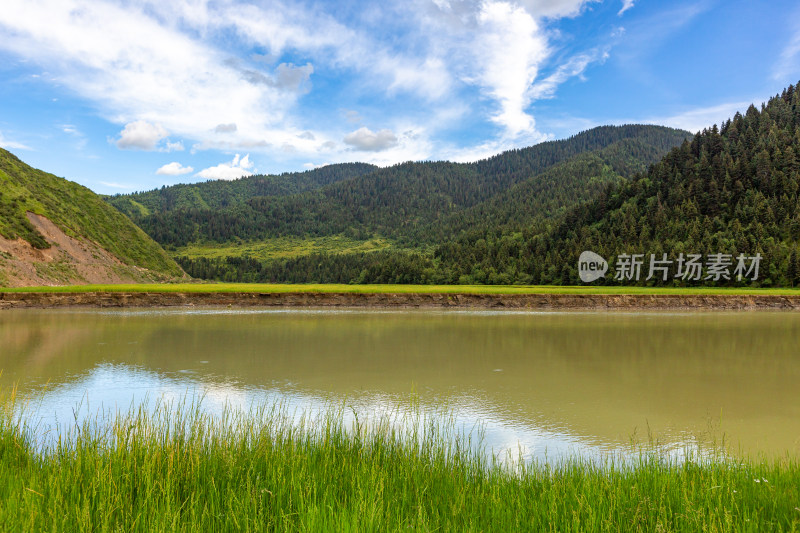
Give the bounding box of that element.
[0,0,799,194]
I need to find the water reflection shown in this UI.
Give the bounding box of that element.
[1,308,799,462]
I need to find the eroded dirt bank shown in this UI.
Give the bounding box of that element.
[2,291,800,310]
[0,213,175,286]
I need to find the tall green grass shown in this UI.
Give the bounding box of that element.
[1,393,798,532]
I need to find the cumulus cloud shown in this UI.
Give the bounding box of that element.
[197,154,255,180]
[476,1,548,137]
[272,63,314,91]
[214,123,238,133]
[413,0,599,143]
[237,62,314,92]
[0,0,605,167]
[218,1,453,100]
[343,127,399,151]
[156,162,194,175]
[116,120,168,150]
[0,0,308,155]
[518,0,594,18]
[165,140,184,152]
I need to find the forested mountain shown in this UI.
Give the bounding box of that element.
[173,82,800,287]
[425,83,800,287]
[115,125,688,250]
[420,137,672,244]
[0,148,183,286]
[524,83,800,287]
[108,162,377,218]
[146,125,691,284]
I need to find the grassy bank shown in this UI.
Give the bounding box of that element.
[4,282,800,296]
[1,398,798,532]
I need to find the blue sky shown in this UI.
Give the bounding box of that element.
[0,0,798,194]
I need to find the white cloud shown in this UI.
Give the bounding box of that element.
[414,0,596,142]
[343,127,399,151]
[774,15,800,81]
[116,120,168,150]
[197,154,255,180]
[518,0,594,18]
[273,62,314,91]
[156,162,194,175]
[233,61,314,92]
[61,124,88,150]
[99,181,134,190]
[223,1,453,100]
[0,1,304,154]
[344,110,363,124]
[0,130,31,150]
[618,0,635,16]
[214,123,238,133]
[442,139,518,163]
[475,1,548,137]
[528,50,605,101]
[0,0,603,167]
[647,101,752,134]
[165,141,185,152]
[535,100,755,142]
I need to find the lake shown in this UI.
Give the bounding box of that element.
[1,308,798,463]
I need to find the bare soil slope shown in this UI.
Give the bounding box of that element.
[0,213,175,287]
[0,147,184,286]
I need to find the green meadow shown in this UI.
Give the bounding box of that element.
[1,395,798,532]
[171,235,396,262]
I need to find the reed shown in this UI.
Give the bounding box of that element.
[1,395,798,532]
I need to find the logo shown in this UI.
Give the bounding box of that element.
[578,251,608,283]
[576,251,761,283]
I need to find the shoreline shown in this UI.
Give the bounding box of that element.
[3,291,800,310]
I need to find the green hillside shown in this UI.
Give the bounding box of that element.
[429,82,800,287]
[420,137,673,244]
[163,79,800,288]
[107,162,378,219]
[113,125,688,284]
[526,83,800,287]
[122,125,688,249]
[0,148,183,282]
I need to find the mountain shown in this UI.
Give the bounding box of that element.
[0,148,183,286]
[107,162,378,219]
[119,125,688,249]
[435,82,800,287]
[526,83,800,287]
[166,78,800,288]
[113,125,689,284]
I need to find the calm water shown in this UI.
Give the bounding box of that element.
[1,308,799,462]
